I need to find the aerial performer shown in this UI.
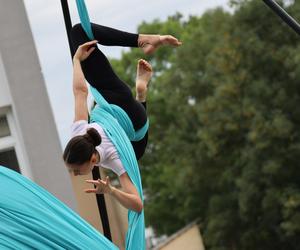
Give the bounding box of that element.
[63,22,181,249]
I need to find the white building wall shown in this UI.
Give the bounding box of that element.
[0,0,77,210]
[0,52,11,108]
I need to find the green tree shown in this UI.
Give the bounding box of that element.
[112,1,300,249]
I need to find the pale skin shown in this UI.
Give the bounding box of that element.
[68,34,181,213]
[138,34,182,55]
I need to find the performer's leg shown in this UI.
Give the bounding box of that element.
[70,24,147,130]
[131,59,153,160]
[131,101,148,161]
[131,134,148,161]
[74,22,181,54]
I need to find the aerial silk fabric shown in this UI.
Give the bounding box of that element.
[90,87,149,141]
[90,86,146,250]
[75,0,94,40]
[0,166,119,250]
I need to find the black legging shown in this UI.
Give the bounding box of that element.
[70,23,148,160]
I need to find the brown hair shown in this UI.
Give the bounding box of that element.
[63,128,101,165]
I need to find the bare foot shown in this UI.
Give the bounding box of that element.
[136,59,153,102]
[138,34,182,55]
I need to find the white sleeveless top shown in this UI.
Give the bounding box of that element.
[71,120,126,176]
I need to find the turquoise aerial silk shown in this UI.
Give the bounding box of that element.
[90,86,146,250]
[75,0,94,40]
[0,166,119,250]
[90,87,149,141]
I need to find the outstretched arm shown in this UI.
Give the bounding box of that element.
[72,40,97,122]
[85,173,143,213]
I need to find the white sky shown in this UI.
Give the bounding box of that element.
[23,0,229,147]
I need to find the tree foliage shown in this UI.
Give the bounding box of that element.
[112,1,300,249]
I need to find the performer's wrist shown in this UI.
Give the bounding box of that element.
[73,57,80,63]
[109,186,116,195]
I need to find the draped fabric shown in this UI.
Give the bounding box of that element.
[90,86,146,250]
[90,87,149,142]
[0,166,119,250]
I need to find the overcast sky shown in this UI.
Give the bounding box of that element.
[23,0,229,147]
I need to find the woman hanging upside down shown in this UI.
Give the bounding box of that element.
[63,23,181,213]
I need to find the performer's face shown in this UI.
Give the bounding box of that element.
[66,153,98,176]
[67,162,94,176]
[67,162,93,176]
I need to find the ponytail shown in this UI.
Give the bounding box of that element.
[63,128,101,165]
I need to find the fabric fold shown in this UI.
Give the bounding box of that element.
[0,166,119,250]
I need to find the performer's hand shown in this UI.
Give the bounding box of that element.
[73,40,98,62]
[85,176,114,195]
